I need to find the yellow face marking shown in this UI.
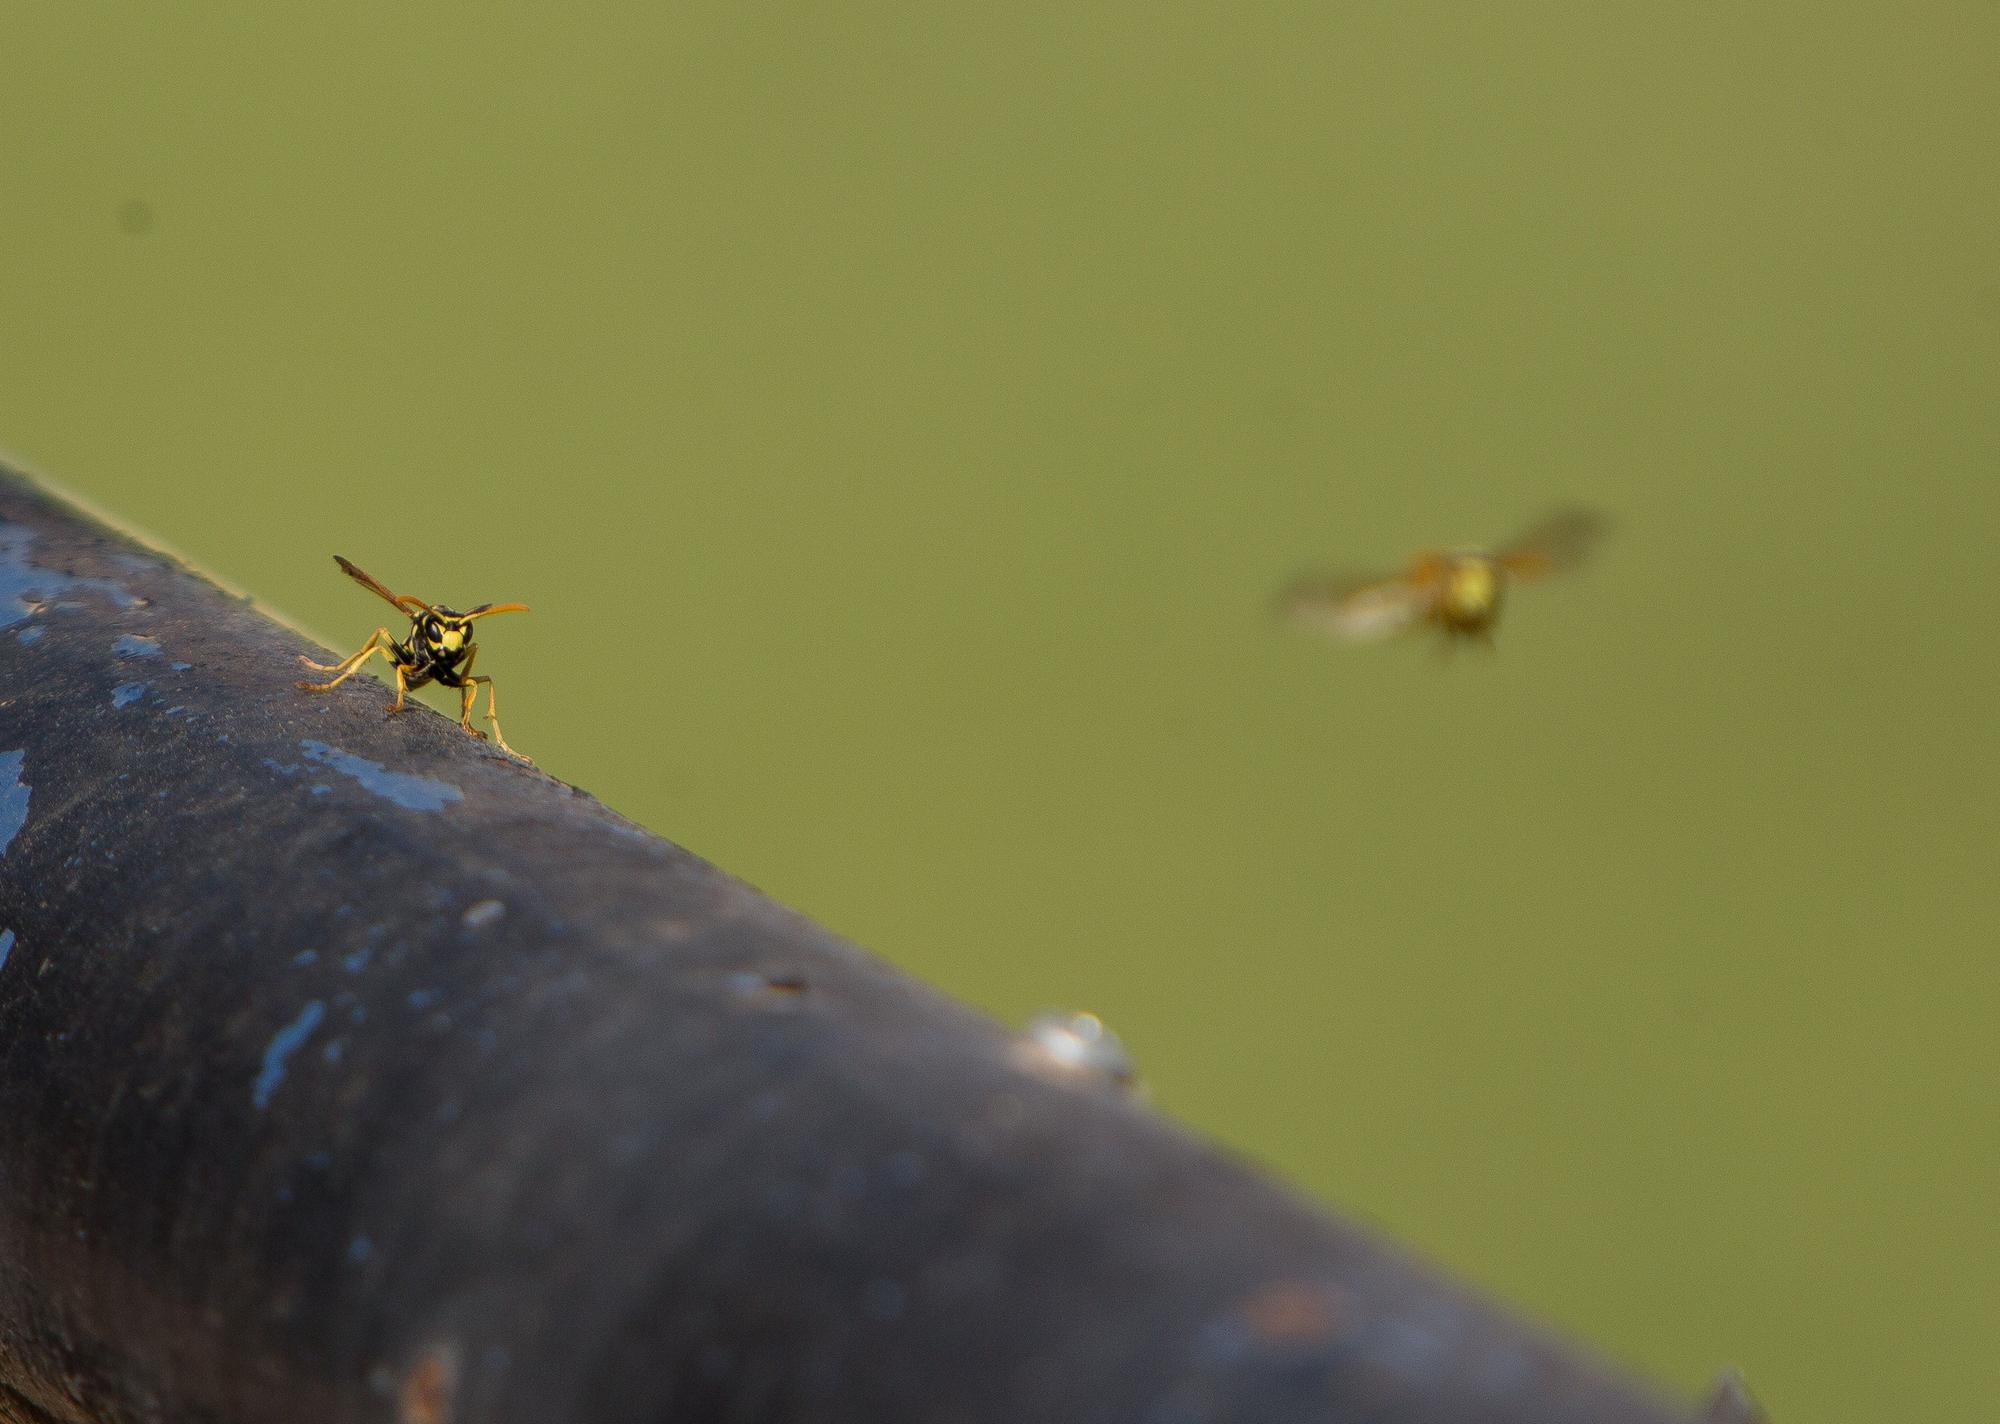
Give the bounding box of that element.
[1444,557,1498,616]
[437,626,465,651]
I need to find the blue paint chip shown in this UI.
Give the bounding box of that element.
[0,928,14,972]
[15,626,41,644]
[293,949,319,967]
[310,784,331,795]
[342,947,372,974]
[252,1000,326,1109]
[406,989,439,1010]
[110,682,148,708]
[347,1235,374,1264]
[114,633,161,657]
[170,660,191,671]
[298,740,462,812]
[0,750,30,857]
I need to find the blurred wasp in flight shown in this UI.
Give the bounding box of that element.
[1277,506,1606,648]
[296,556,532,760]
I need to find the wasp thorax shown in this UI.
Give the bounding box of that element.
[1439,555,1502,627]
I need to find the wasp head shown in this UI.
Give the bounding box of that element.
[414,608,473,659]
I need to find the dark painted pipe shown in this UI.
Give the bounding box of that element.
[0,463,1717,1424]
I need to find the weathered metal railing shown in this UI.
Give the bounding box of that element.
[0,462,1736,1423]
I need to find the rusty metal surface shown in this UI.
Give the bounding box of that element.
[0,464,1702,1423]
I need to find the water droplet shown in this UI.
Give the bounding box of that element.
[1016,1010,1137,1089]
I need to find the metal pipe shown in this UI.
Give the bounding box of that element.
[0,462,1707,1423]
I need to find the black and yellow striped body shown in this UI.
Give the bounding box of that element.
[394,609,479,691]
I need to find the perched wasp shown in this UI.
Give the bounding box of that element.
[296,556,532,760]
[1277,506,1606,647]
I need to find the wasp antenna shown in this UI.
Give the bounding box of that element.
[464,602,530,619]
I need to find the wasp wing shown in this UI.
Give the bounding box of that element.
[1276,570,1432,641]
[334,556,429,615]
[1492,506,1608,580]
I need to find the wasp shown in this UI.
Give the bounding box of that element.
[1277,506,1606,647]
[296,556,532,760]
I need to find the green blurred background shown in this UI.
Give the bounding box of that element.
[3,4,1995,1418]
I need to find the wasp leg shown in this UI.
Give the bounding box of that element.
[296,629,398,691]
[454,647,488,740]
[471,676,529,762]
[457,679,486,738]
[384,663,411,717]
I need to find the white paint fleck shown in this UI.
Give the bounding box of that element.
[461,899,505,929]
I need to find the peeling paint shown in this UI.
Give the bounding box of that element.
[299,740,462,812]
[252,1000,326,1109]
[15,626,41,644]
[113,633,161,657]
[0,524,142,626]
[0,750,29,856]
[110,682,148,708]
[170,660,191,670]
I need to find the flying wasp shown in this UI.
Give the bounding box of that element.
[296,556,532,760]
[1277,506,1607,647]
